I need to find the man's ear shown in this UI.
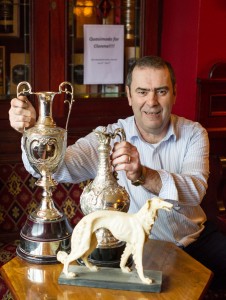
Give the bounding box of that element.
[126,86,132,107]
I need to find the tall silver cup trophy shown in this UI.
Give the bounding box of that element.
[16,81,74,264]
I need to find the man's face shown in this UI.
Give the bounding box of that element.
[126,66,176,142]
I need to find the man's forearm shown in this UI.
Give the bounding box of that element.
[142,166,162,195]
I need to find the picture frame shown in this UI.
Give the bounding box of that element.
[10,52,30,95]
[0,46,5,95]
[0,0,20,37]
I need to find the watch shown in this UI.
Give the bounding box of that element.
[131,166,147,186]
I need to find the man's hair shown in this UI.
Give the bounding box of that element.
[126,56,176,93]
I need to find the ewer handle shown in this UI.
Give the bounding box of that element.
[112,128,126,142]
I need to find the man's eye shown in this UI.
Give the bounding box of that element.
[138,90,147,96]
[156,88,168,96]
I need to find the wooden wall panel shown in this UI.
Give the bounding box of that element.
[197,76,226,221]
[196,78,226,155]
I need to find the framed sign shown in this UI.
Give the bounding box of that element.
[84,24,124,85]
[0,0,20,37]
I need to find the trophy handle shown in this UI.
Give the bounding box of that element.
[17,81,32,98]
[17,81,33,132]
[59,81,75,131]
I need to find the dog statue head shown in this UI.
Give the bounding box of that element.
[138,197,173,234]
[147,197,173,212]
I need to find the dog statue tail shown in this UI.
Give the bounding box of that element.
[57,251,68,264]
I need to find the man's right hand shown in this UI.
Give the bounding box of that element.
[9,96,36,133]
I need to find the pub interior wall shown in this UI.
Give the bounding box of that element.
[161,0,226,121]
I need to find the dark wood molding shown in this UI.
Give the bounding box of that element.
[141,0,163,56]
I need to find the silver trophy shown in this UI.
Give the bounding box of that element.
[16,81,74,264]
[80,127,131,267]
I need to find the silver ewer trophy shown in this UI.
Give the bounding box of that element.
[80,127,132,267]
[16,81,74,264]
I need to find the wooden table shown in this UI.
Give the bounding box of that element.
[1,239,213,300]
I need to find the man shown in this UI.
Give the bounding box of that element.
[9,56,226,289]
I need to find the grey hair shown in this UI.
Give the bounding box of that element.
[126,56,176,95]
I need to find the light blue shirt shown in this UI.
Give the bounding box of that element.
[22,114,209,247]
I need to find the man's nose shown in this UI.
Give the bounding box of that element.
[146,90,158,105]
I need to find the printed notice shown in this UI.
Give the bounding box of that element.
[84,25,124,84]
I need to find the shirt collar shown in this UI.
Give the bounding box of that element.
[128,115,177,143]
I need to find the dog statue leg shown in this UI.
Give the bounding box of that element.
[81,233,99,272]
[133,245,152,284]
[62,261,77,278]
[82,255,99,271]
[57,251,77,278]
[120,243,132,273]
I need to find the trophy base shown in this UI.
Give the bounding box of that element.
[77,243,133,268]
[16,214,73,264]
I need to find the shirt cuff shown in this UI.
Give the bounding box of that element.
[157,169,179,201]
